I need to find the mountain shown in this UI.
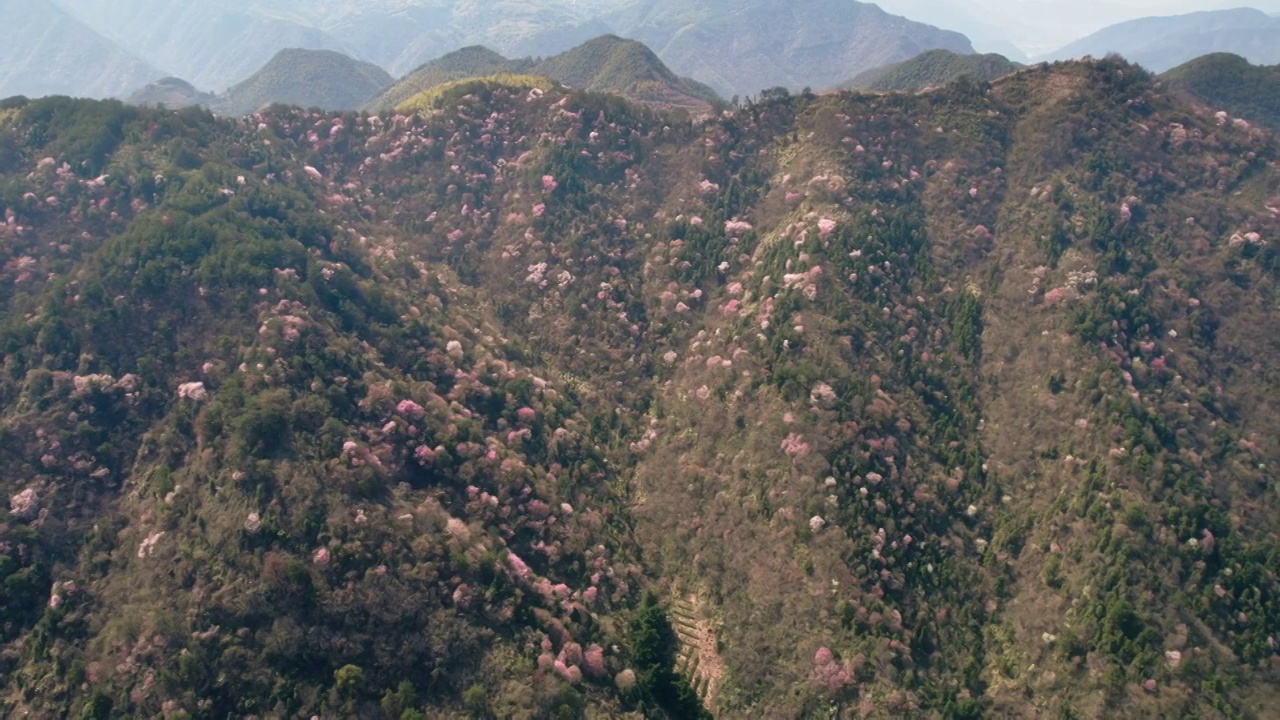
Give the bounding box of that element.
[1161,53,1280,131]
[529,34,720,107]
[842,49,1022,92]
[59,0,617,81]
[371,36,723,115]
[0,0,164,100]
[220,48,394,115]
[2,57,1279,718]
[126,77,220,109]
[1041,8,1280,72]
[606,0,974,98]
[30,1,973,101]
[56,0,353,93]
[368,45,523,112]
[378,5,614,78]
[864,0,1030,61]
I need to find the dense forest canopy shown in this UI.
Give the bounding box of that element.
[0,57,1278,718]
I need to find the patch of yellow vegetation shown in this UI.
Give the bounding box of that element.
[396,74,555,114]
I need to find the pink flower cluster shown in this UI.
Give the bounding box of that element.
[810,647,856,693]
[396,399,425,420]
[781,433,810,458]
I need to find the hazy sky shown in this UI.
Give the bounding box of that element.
[872,0,1280,56]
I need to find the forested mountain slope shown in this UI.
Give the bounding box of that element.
[1162,53,1280,131]
[0,59,1277,718]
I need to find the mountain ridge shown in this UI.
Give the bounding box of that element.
[606,0,976,97]
[1040,8,1280,72]
[0,0,165,100]
[370,35,723,115]
[25,1,980,103]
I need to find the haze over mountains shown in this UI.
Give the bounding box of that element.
[56,0,351,93]
[8,0,979,101]
[1,0,164,100]
[8,1,1280,106]
[1040,7,1280,71]
[602,0,972,98]
[124,37,721,119]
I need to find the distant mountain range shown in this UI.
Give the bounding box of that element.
[605,0,974,98]
[0,0,164,99]
[1161,52,1280,130]
[864,0,1031,61]
[126,49,394,115]
[15,1,1280,108]
[370,36,722,115]
[6,0,980,103]
[1040,8,1280,72]
[841,49,1021,92]
[56,0,352,93]
[126,37,718,118]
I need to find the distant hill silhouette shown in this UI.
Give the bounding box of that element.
[842,49,1021,91]
[1041,8,1280,72]
[126,77,219,109]
[220,48,394,115]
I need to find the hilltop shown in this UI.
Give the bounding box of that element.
[370,36,722,115]
[842,49,1022,92]
[1041,8,1280,72]
[368,46,530,112]
[532,35,721,111]
[0,0,163,100]
[1,58,1278,718]
[219,48,394,115]
[1161,53,1280,131]
[126,77,220,109]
